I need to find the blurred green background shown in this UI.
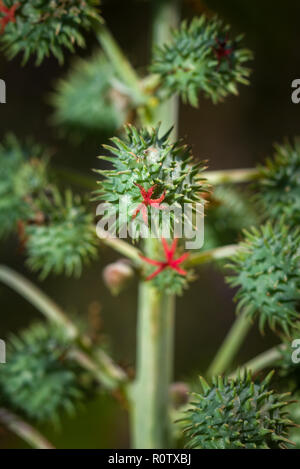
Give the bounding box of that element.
[1,0,300,448]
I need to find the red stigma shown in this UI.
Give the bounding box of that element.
[140,238,189,280]
[213,36,233,68]
[0,1,19,34]
[132,182,166,225]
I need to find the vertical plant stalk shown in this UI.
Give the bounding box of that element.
[206,309,253,378]
[131,0,180,449]
[151,0,180,138]
[132,239,175,448]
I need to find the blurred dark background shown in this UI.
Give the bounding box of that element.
[1,0,300,448]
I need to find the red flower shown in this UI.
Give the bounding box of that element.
[140,238,189,280]
[132,182,166,225]
[0,1,19,34]
[213,36,233,68]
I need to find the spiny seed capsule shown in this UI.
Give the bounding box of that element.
[226,221,300,336]
[180,371,295,449]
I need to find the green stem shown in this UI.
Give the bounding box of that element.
[71,348,127,391]
[54,165,260,192]
[96,227,142,266]
[230,344,285,379]
[52,167,142,263]
[186,244,239,268]
[96,23,145,105]
[0,265,127,390]
[132,257,175,448]
[204,168,259,185]
[207,309,253,378]
[0,408,54,449]
[0,265,77,339]
[151,0,180,138]
[130,0,180,449]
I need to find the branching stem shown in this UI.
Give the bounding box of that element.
[204,168,259,184]
[130,0,180,449]
[230,344,285,379]
[54,165,261,195]
[0,408,54,449]
[207,309,253,378]
[131,263,175,448]
[96,23,145,105]
[0,265,127,390]
[186,244,239,268]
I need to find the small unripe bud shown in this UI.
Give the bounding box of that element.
[169,382,190,409]
[102,259,134,296]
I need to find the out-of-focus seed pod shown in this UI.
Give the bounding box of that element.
[180,372,295,449]
[102,259,134,296]
[169,381,190,409]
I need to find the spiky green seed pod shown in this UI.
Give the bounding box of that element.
[151,15,253,107]
[0,134,48,239]
[255,140,300,228]
[204,185,259,250]
[25,189,98,279]
[226,222,300,336]
[181,371,295,449]
[1,0,102,65]
[51,52,133,141]
[0,322,86,423]
[94,124,209,240]
[103,259,134,296]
